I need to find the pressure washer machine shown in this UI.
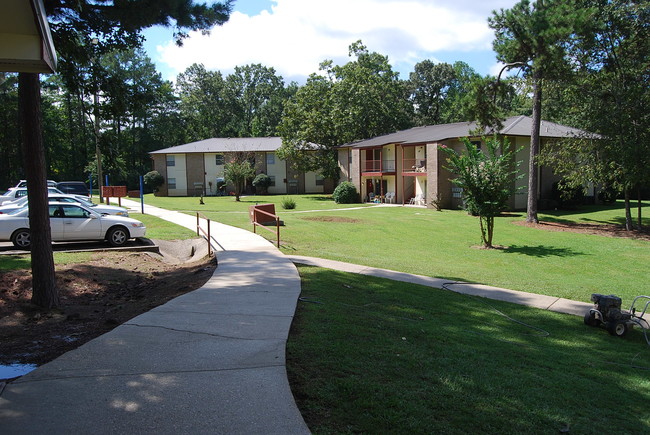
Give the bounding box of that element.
[584,293,650,338]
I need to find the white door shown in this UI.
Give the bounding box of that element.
[60,205,102,240]
[48,205,66,240]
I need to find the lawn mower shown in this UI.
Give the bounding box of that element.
[584,293,650,340]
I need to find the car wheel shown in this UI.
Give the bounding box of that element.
[607,321,628,337]
[11,228,31,249]
[106,226,129,247]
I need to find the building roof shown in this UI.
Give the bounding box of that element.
[343,116,595,149]
[150,137,283,154]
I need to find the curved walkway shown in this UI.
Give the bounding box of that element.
[0,200,310,434]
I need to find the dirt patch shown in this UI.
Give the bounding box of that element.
[512,220,650,241]
[302,216,362,223]
[0,240,216,375]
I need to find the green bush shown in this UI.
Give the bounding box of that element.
[281,196,297,210]
[144,170,164,192]
[332,181,359,204]
[252,173,273,194]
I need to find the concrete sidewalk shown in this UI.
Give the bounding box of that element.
[287,256,592,317]
[0,200,310,434]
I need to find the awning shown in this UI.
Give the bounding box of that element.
[0,0,57,73]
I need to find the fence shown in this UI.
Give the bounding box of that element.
[195,212,213,257]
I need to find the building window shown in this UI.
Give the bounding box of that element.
[315,175,324,186]
[168,178,176,189]
[267,153,275,165]
[269,175,276,187]
[471,141,481,151]
[215,154,225,165]
[166,155,175,166]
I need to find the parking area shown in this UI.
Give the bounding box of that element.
[0,237,158,255]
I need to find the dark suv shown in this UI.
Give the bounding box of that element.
[56,181,89,197]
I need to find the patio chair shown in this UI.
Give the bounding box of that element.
[385,192,395,204]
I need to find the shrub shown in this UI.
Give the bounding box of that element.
[332,181,359,204]
[281,196,297,210]
[252,173,273,194]
[144,171,164,192]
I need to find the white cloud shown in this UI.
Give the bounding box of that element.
[155,0,518,82]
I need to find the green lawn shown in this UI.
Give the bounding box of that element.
[287,266,650,434]
[143,195,649,303]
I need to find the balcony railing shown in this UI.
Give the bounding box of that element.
[363,159,396,172]
[403,158,427,173]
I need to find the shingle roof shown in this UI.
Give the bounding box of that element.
[150,137,283,154]
[343,116,595,148]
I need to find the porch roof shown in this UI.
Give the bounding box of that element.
[342,116,595,149]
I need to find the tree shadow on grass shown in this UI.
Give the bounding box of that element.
[502,244,587,258]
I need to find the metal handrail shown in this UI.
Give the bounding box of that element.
[196,212,213,257]
[250,206,281,247]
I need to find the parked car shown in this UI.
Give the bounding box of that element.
[9,180,58,190]
[0,194,129,216]
[0,202,146,249]
[56,181,90,197]
[0,187,64,205]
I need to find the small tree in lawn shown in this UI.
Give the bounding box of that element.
[443,136,522,248]
[224,152,255,201]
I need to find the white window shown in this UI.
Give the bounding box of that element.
[168,178,176,189]
[315,175,324,186]
[166,155,175,166]
[215,154,225,165]
[267,153,275,165]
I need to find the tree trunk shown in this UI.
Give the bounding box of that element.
[638,186,643,229]
[624,187,633,231]
[526,69,542,224]
[19,73,59,309]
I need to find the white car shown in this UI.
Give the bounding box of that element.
[0,187,64,205]
[0,202,146,249]
[0,194,129,217]
[9,180,58,189]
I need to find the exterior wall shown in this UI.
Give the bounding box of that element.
[151,154,168,196]
[186,154,205,196]
[338,148,351,182]
[166,154,187,196]
[350,148,361,189]
[513,137,529,210]
[286,164,303,194]
[204,153,226,195]
[265,152,288,194]
[304,171,325,193]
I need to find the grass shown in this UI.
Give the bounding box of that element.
[0,214,196,269]
[287,265,650,434]
[142,195,650,303]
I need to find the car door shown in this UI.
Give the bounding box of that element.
[48,205,65,240]
[60,204,102,240]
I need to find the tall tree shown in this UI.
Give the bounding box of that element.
[19,0,233,308]
[489,0,590,223]
[225,64,288,137]
[409,61,455,126]
[540,0,650,230]
[177,63,230,140]
[278,41,413,179]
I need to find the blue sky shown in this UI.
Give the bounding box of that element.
[142,0,519,84]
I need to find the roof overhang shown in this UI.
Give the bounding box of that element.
[0,0,57,73]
